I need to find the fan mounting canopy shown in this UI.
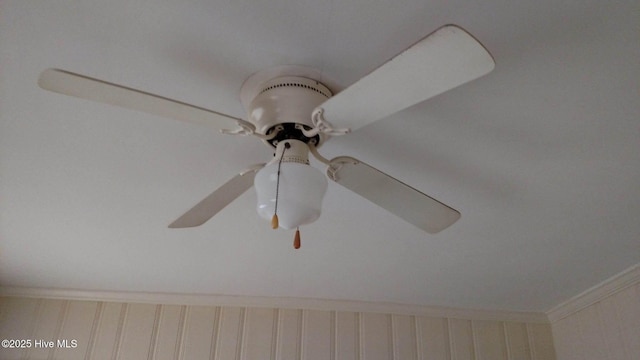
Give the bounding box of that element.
[240,66,337,147]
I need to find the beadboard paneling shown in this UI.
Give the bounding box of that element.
[153,304,185,360]
[216,306,244,359]
[92,301,125,357]
[276,308,302,359]
[504,322,531,360]
[473,320,508,360]
[392,315,418,360]
[449,319,475,360]
[0,297,40,359]
[360,312,393,360]
[302,310,333,359]
[25,299,66,359]
[335,311,358,360]
[182,305,219,359]
[242,307,277,359]
[0,296,556,360]
[528,323,556,360]
[551,282,640,360]
[55,300,99,359]
[417,316,450,360]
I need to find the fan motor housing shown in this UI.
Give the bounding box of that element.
[244,76,333,147]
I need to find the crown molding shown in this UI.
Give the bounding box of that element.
[546,263,640,323]
[0,286,548,324]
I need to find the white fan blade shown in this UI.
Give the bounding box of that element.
[38,68,254,132]
[328,157,460,234]
[319,25,495,131]
[169,164,265,228]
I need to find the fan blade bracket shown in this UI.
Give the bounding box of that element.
[220,121,265,137]
[309,108,351,137]
[327,156,359,181]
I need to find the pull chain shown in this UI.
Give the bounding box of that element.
[294,227,301,249]
[271,142,290,229]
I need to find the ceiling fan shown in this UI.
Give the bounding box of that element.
[38,24,494,248]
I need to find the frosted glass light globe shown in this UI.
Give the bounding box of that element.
[254,162,328,229]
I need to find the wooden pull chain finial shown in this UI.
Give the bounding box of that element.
[294,228,301,249]
[271,214,279,229]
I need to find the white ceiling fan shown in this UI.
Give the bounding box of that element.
[38,25,494,248]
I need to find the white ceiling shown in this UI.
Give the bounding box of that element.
[1,0,638,313]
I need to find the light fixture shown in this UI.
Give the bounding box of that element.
[254,139,328,232]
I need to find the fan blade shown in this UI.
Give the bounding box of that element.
[319,25,495,131]
[328,157,460,234]
[168,164,265,228]
[38,68,254,132]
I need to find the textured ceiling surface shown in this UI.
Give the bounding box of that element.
[1,0,638,312]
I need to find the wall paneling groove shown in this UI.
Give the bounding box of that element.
[1,296,555,359]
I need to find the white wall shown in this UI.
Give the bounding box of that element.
[548,265,640,360]
[0,296,555,360]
